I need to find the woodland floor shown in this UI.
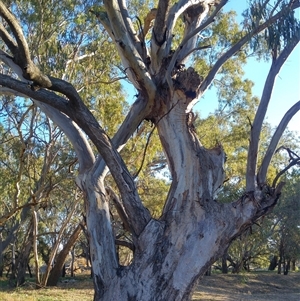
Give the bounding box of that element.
[0,271,299,301]
[193,271,300,301]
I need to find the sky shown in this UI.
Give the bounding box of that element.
[198,43,300,133]
[196,1,300,134]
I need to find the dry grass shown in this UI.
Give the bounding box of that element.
[0,276,94,301]
[1,271,299,300]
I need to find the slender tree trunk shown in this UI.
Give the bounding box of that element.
[221,257,228,274]
[9,242,16,286]
[291,259,296,271]
[0,232,3,277]
[284,260,290,275]
[222,246,229,274]
[278,239,284,275]
[27,264,32,278]
[205,266,212,276]
[47,222,83,286]
[70,247,75,278]
[32,209,40,286]
[41,198,79,286]
[62,264,66,277]
[15,227,33,286]
[268,255,278,270]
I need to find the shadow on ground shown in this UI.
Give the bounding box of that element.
[193,271,300,301]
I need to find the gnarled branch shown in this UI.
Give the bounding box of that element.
[0,1,52,87]
[166,0,227,91]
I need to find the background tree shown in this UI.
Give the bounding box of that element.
[0,1,300,300]
[269,169,300,275]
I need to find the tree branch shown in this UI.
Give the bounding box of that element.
[0,1,52,87]
[0,202,37,226]
[151,0,219,72]
[0,47,85,107]
[177,0,227,63]
[166,0,227,90]
[0,22,18,52]
[139,8,157,39]
[102,0,156,99]
[115,239,135,251]
[0,49,28,81]
[106,186,131,233]
[92,94,149,179]
[246,31,300,191]
[200,1,300,93]
[0,74,70,111]
[118,0,144,57]
[258,101,300,185]
[0,1,30,62]
[272,148,300,187]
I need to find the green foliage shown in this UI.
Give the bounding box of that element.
[0,0,169,273]
[270,171,300,261]
[242,0,300,60]
[194,10,248,103]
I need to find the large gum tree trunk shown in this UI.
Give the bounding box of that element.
[82,79,283,301]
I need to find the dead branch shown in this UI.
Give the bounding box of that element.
[272,148,300,187]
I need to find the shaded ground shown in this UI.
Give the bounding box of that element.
[193,271,300,301]
[0,271,299,300]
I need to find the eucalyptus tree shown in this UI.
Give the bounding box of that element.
[0,95,83,285]
[0,0,128,286]
[0,0,300,300]
[270,170,300,274]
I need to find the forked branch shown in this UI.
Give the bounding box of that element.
[246,31,300,191]
[258,101,300,185]
[102,0,156,99]
[166,0,227,90]
[272,147,300,187]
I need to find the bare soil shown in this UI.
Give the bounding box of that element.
[1,271,299,300]
[193,271,300,301]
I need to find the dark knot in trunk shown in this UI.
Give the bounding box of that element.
[173,67,203,99]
